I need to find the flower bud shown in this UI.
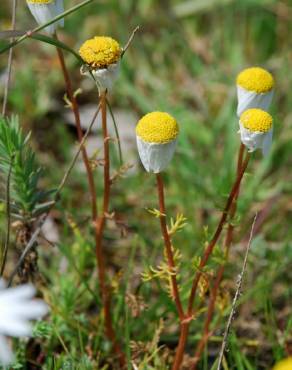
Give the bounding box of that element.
[136,112,179,173]
[239,108,273,156]
[236,67,274,117]
[79,36,121,93]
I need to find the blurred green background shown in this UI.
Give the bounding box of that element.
[0,0,291,369]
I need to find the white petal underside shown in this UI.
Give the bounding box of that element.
[92,63,120,93]
[236,85,274,117]
[136,137,177,173]
[262,127,273,156]
[238,121,272,156]
[27,3,57,34]
[55,0,64,27]
[0,335,14,366]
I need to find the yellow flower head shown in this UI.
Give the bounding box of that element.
[79,36,121,69]
[237,67,274,93]
[136,112,179,144]
[273,358,292,370]
[240,108,272,133]
[27,0,53,3]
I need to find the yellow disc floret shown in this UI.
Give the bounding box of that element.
[136,112,179,144]
[27,0,53,3]
[79,36,121,69]
[273,358,292,370]
[240,108,272,133]
[237,67,274,93]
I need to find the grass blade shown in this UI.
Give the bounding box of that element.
[0,0,97,55]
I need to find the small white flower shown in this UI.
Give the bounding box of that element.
[136,112,179,173]
[0,280,48,366]
[236,67,274,117]
[239,108,273,156]
[26,0,64,34]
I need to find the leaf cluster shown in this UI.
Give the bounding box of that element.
[0,115,53,222]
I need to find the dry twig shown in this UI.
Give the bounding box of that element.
[216,213,258,370]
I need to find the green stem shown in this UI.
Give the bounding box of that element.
[0,0,96,54]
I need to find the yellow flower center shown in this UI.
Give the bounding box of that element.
[273,358,292,370]
[240,108,272,133]
[26,0,53,3]
[237,67,274,93]
[136,112,179,143]
[79,36,121,69]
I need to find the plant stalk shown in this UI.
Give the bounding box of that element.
[191,144,245,368]
[172,148,250,370]
[216,214,257,370]
[156,173,184,320]
[95,91,125,366]
[187,150,250,315]
[55,34,98,220]
[0,159,13,276]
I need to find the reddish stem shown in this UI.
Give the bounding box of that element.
[156,173,184,320]
[95,92,125,366]
[55,35,124,365]
[171,147,250,370]
[55,38,98,220]
[172,322,189,370]
[187,149,249,315]
[191,144,245,368]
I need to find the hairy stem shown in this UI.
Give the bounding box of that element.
[95,92,125,366]
[54,33,98,220]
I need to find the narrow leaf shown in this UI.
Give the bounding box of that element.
[30,34,83,63]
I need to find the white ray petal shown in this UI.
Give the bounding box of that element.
[1,301,48,319]
[262,127,273,156]
[237,85,274,117]
[27,3,56,34]
[136,137,177,173]
[55,0,64,27]
[90,63,120,93]
[0,284,35,302]
[238,121,273,155]
[0,335,14,366]
[0,318,32,337]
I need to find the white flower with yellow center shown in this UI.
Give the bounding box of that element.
[0,280,48,365]
[236,67,274,116]
[273,358,292,370]
[136,112,179,173]
[239,108,273,156]
[79,36,122,93]
[26,0,64,34]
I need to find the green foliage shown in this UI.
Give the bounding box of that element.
[0,0,291,368]
[0,115,52,222]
